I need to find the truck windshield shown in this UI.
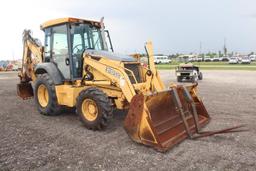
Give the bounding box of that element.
[181,67,193,70]
[70,23,105,54]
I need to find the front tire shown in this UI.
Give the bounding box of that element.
[34,73,62,115]
[76,87,113,130]
[177,76,182,82]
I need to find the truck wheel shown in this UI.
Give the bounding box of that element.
[34,73,62,115]
[198,72,203,80]
[77,87,113,130]
[192,76,197,83]
[177,76,182,82]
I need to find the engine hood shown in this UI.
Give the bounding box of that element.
[84,50,136,62]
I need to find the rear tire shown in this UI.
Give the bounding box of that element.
[76,87,113,130]
[34,73,62,115]
[198,72,203,80]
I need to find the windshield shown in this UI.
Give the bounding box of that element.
[181,67,193,70]
[70,23,105,55]
[69,23,106,79]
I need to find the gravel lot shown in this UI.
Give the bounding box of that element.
[0,70,256,171]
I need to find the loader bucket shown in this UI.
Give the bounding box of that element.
[17,82,33,99]
[124,85,210,152]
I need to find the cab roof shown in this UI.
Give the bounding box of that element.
[179,63,195,67]
[40,17,102,30]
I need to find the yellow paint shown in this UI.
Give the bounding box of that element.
[19,30,43,83]
[37,84,49,107]
[82,99,98,121]
[145,41,165,91]
[41,17,101,29]
[84,80,111,86]
[55,85,85,107]
[139,106,158,144]
[83,56,137,102]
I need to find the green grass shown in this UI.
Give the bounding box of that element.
[156,62,256,70]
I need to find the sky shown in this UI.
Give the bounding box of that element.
[0,0,256,60]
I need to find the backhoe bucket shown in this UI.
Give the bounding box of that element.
[17,82,33,99]
[124,85,210,152]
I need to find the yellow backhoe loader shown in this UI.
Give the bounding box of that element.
[17,17,245,152]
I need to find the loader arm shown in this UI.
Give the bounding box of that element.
[83,42,166,104]
[145,42,165,91]
[83,54,137,102]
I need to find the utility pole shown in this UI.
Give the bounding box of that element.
[224,38,227,57]
[199,41,203,60]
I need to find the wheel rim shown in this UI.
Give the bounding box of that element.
[37,84,49,107]
[82,99,98,121]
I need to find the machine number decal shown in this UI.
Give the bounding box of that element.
[105,67,121,79]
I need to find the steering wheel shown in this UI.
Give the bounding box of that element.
[73,44,83,54]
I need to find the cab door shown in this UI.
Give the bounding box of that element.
[51,24,71,80]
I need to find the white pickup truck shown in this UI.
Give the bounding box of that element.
[241,57,251,64]
[154,56,171,64]
[175,63,203,82]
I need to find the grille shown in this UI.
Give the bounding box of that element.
[124,64,142,84]
[181,73,190,76]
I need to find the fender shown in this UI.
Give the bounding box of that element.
[35,63,64,85]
